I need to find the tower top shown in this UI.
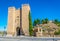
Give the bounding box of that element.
[8,7,15,9]
[22,4,30,10]
[8,7,16,10]
[22,4,30,7]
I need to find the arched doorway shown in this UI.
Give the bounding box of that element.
[16,27,20,36]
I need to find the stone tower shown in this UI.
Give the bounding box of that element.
[22,4,30,36]
[7,4,30,36]
[7,7,16,36]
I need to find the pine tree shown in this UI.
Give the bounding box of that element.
[29,11,33,36]
[42,18,48,24]
[33,19,40,26]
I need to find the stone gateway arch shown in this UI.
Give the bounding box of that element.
[7,4,30,36]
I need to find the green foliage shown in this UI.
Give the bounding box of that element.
[54,19,60,27]
[33,19,40,26]
[45,18,49,23]
[29,11,33,36]
[54,19,59,24]
[42,18,49,24]
[54,30,60,35]
[33,18,48,26]
[41,19,45,24]
[57,23,60,27]
[0,31,3,34]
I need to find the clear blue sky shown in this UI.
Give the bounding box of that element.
[0,0,60,31]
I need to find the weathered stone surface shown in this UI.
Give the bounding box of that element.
[7,4,30,36]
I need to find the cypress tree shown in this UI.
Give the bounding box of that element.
[29,11,33,36]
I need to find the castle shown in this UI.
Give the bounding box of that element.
[7,4,30,36]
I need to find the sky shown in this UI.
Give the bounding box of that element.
[0,0,60,31]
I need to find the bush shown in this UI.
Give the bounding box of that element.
[54,30,60,35]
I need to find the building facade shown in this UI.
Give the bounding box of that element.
[7,4,30,36]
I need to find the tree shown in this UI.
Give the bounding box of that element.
[41,19,45,24]
[33,19,40,26]
[29,11,33,36]
[37,19,40,24]
[54,19,59,24]
[33,19,37,26]
[45,18,49,23]
[42,18,49,24]
[54,19,60,27]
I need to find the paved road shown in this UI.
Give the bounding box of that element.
[0,37,60,41]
